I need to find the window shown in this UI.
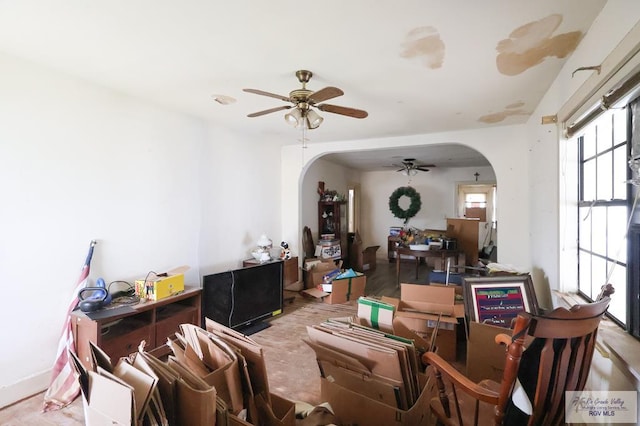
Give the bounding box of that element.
[457,184,497,225]
[347,184,360,234]
[577,108,629,327]
[465,193,487,209]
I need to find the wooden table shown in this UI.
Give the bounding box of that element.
[395,246,460,286]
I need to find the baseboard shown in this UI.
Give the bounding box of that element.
[0,370,50,409]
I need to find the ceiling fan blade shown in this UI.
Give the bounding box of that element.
[318,103,368,119]
[416,167,431,172]
[247,105,292,118]
[416,165,436,170]
[243,88,291,102]
[309,87,344,103]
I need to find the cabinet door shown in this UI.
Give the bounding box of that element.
[156,305,199,345]
[318,201,344,239]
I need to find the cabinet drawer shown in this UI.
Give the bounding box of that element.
[100,324,154,361]
[155,306,198,345]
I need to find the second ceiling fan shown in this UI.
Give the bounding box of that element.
[394,158,435,175]
[243,70,368,129]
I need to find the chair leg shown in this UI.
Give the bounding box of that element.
[433,367,452,419]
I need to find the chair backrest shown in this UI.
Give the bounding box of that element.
[495,296,611,426]
[302,226,315,260]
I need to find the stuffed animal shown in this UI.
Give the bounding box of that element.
[280,241,292,260]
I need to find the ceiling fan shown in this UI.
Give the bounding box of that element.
[392,158,436,175]
[243,70,368,129]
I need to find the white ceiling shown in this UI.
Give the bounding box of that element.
[0,1,607,170]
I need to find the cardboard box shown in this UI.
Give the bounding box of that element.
[349,231,380,272]
[398,283,465,319]
[465,321,533,383]
[135,265,188,301]
[393,315,457,361]
[255,393,296,426]
[227,393,296,426]
[387,284,464,361]
[302,259,341,289]
[322,274,366,304]
[320,373,431,425]
[466,321,509,382]
[357,297,394,333]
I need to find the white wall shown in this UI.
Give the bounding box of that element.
[198,125,284,276]
[0,52,284,407]
[0,52,203,405]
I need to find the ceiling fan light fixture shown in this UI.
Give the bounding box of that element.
[402,168,418,177]
[306,109,323,129]
[244,70,367,131]
[284,108,302,127]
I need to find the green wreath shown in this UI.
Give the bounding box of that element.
[388,186,422,224]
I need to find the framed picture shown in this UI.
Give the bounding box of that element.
[462,275,539,328]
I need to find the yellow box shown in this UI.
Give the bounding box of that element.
[135,266,187,301]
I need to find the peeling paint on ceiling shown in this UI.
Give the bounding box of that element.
[478,102,531,124]
[496,14,582,76]
[505,101,526,109]
[401,26,445,69]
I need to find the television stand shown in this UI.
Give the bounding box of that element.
[237,320,271,336]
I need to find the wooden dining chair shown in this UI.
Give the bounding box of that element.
[302,226,315,260]
[422,289,612,426]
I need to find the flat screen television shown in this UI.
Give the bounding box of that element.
[202,260,283,335]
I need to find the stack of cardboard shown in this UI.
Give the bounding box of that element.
[305,319,431,425]
[71,320,296,426]
[70,340,217,426]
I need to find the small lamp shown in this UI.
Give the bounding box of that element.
[306,109,324,129]
[284,108,303,127]
[255,234,273,263]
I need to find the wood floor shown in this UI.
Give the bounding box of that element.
[0,259,431,425]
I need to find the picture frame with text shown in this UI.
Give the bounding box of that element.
[462,275,539,328]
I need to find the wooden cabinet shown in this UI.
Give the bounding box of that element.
[71,287,201,370]
[242,257,299,287]
[318,201,346,260]
[318,201,345,240]
[446,218,482,266]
